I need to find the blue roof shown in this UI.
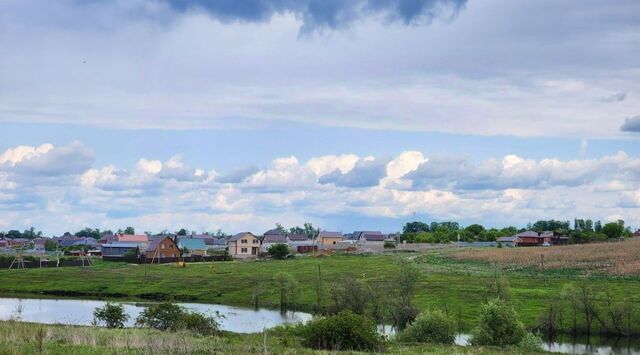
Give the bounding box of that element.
[178,238,208,250]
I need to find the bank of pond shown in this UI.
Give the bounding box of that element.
[0,297,638,354]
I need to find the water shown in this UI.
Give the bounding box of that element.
[0,297,312,333]
[1,297,639,354]
[454,333,640,355]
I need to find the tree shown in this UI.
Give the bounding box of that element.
[135,302,219,335]
[93,302,129,328]
[465,224,485,236]
[471,299,526,346]
[390,259,420,330]
[403,221,430,234]
[602,222,624,239]
[123,227,135,235]
[273,272,299,312]
[176,228,188,236]
[44,239,58,251]
[328,276,370,315]
[75,227,101,239]
[267,243,290,260]
[301,311,383,351]
[400,309,456,344]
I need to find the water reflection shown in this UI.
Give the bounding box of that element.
[0,297,311,333]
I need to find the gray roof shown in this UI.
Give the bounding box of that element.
[101,242,140,248]
[264,234,287,243]
[211,238,227,246]
[287,234,308,241]
[319,231,342,238]
[228,232,257,242]
[515,231,540,238]
[497,236,520,242]
[264,228,286,236]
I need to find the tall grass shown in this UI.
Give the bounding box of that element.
[451,239,640,276]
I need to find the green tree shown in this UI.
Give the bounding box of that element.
[123,227,135,235]
[176,228,188,236]
[93,302,129,328]
[301,311,383,351]
[390,259,420,330]
[267,243,290,260]
[273,272,299,312]
[403,221,430,234]
[400,309,456,344]
[471,299,526,346]
[602,222,624,239]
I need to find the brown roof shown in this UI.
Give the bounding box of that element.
[117,234,149,243]
[228,232,258,242]
[147,236,177,252]
[287,234,308,241]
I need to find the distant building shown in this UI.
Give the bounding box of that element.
[178,238,208,256]
[261,234,288,253]
[228,232,260,258]
[146,236,180,260]
[317,231,343,249]
[101,242,140,257]
[353,231,385,246]
[512,231,551,247]
[634,230,640,238]
[497,236,521,247]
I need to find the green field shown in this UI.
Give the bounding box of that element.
[0,320,537,354]
[1,251,639,330]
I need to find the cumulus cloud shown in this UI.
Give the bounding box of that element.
[620,115,640,132]
[216,165,260,183]
[600,92,627,103]
[2,141,640,235]
[162,0,467,32]
[0,142,93,176]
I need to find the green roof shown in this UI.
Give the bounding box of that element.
[178,238,207,250]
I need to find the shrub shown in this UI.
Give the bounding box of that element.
[135,302,219,335]
[301,311,383,351]
[93,302,129,328]
[518,332,543,352]
[268,243,290,260]
[383,241,396,249]
[471,299,526,346]
[400,309,456,344]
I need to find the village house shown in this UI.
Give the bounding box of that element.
[634,230,640,238]
[0,238,9,249]
[512,231,551,247]
[353,231,385,246]
[146,236,180,260]
[286,234,316,253]
[261,233,288,253]
[228,232,260,258]
[101,242,140,257]
[497,236,521,247]
[178,237,208,256]
[317,231,343,249]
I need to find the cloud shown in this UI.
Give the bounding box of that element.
[600,92,627,103]
[319,157,389,187]
[162,0,467,32]
[579,138,588,156]
[216,165,260,183]
[0,141,94,176]
[620,115,640,132]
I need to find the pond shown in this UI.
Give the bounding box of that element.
[0,297,312,333]
[1,297,639,354]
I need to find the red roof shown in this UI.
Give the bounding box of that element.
[117,234,149,243]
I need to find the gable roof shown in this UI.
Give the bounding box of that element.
[264,234,287,243]
[515,231,539,238]
[497,236,521,242]
[117,234,149,243]
[178,238,208,250]
[318,231,342,238]
[287,234,308,241]
[361,233,385,241]
[101,242,140,248]
[147,236,177,252]
[228,232,258,242]
[264,228,286,236]
[540,231,555,238]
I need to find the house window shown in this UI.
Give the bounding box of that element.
[241,239,248,244]
[332,241,336,245]
[252,239,259,244]
[241,247,248,253]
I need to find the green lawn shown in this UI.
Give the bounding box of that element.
[0,252,639,330]
[0,321,538,354]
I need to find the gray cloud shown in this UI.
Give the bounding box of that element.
[3,141,94,177]
[319,158,388,187]
[216,166,260,183]
[600,92,627,103]
[162,0,467,32]
[621,115,640,132]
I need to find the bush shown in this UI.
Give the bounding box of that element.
[471,299,526,346]
[383,241,396,249]
[518,332,543,352]
[400,309,456,344]
[301,311,383,351]
[268,243,290,260]
[135,302,219,335]
[93,302,129,328]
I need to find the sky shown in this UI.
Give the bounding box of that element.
[1,0,639,236]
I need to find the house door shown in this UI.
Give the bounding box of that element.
[251,247,258,255]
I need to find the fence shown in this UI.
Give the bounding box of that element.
[102,255,231,264]
[0,259,88,269]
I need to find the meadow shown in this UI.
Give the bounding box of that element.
[0,321,532,354]
[1,241,640,331]
[448,238,640,276]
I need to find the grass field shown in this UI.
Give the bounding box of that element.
[1,241,640,332]
[449,238,640,276]
[0,321,537,354]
